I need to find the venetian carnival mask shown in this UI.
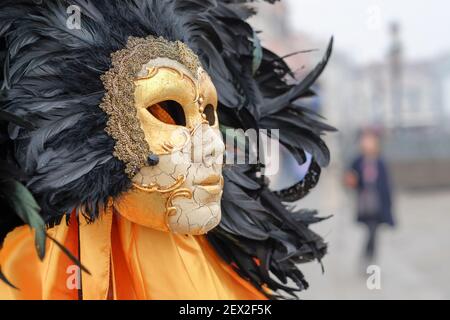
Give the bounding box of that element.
[100,37,225,235]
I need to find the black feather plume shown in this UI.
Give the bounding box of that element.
[0,0,334,298]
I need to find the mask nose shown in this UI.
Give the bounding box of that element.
[191,123,225,167]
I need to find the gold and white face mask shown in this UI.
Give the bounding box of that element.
[100,36,225,235]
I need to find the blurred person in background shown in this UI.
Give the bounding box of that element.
[345,128,395,265]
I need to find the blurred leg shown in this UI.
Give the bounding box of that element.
[365,222,378,261]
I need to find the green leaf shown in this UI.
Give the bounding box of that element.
[7,180,46,260]
[4,180,91,276]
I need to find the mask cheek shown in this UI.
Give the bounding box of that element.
[113,188,170,233]
[117,154,189,232]
[119,136,223,235]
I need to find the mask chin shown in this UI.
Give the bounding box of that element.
[113,182,222,235]
[167,201,222,235]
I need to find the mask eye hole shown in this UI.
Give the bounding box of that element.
[147,100,186,126]
[203,104,216,126]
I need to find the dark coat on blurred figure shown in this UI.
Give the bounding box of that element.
[351,156,395,227]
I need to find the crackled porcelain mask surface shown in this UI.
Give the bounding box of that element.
[101,37,225,235]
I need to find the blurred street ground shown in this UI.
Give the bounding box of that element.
[296,166,450,300]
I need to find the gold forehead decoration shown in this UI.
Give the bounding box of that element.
[100,36,202,177]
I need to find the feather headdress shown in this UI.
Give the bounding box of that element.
[0,0,334,298]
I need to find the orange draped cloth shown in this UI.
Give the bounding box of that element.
[0,208,267,300]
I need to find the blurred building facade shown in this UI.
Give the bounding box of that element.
[350,23,446,130]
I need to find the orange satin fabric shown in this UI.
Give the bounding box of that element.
[0,207,267,300]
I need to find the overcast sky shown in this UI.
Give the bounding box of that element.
[285,0,450,64]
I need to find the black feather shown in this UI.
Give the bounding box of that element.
[0,0,334,298]
[46,233,90,275]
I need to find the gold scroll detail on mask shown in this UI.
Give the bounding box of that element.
[159,129,190,155]
[132,175,193,230]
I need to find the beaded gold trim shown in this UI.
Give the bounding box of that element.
[100,36,202,177]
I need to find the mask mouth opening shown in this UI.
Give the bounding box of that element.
[147,100,186,126]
